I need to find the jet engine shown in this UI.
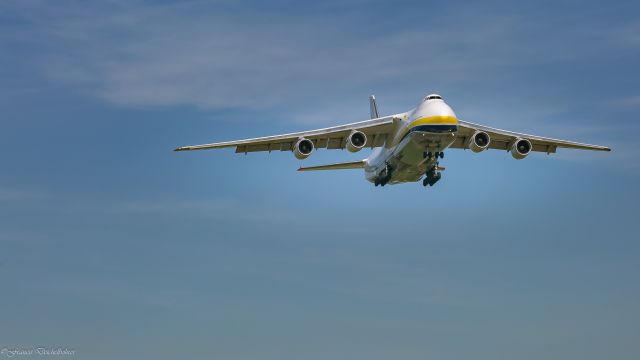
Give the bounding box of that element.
[511,138,532,160]
[346,130,367,153]
[293,138,314,159]
[468,131,490,153]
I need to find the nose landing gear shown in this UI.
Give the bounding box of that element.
[423,151,445,160]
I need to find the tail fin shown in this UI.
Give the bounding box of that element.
[298,160,366,172]
[369,95,379,119]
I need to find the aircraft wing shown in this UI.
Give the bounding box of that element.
[451,120,611,153]
[175,115,397,153]
[297,160,367,171]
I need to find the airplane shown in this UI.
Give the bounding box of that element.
[175,94,611,187]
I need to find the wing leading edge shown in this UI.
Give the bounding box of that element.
[175,115,398,154]
[452,120,611,153]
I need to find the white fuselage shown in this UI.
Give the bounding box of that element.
[365,97,458,184]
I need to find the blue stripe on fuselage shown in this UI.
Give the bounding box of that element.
[401,124,458,141]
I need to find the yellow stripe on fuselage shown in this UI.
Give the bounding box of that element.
[398,115,458,140]
[411,115,458,126]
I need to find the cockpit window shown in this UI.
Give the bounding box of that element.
[425,94,442,100]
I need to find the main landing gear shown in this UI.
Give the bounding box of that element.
[422,151,443,187]
[374,163,393,187]
[422,166,442,187]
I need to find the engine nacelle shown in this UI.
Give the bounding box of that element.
[468,131,490,153]
[293,138,314,159]
[511,138,532,160]
[346,130,367,153]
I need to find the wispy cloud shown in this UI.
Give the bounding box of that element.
[609,20,640,50]
[0,186,46,202]
[606,95,640,110]
[4,0,637,114]
[553,140,640,173]
[114,197,295,223]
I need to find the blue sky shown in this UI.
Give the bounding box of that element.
[1,0,639,359]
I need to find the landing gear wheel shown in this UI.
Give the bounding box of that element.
[423,163,442,187]
[439,152,444,159]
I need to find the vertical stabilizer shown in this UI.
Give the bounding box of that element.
[369,95,379,119]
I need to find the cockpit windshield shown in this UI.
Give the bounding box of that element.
[424,94,442,101]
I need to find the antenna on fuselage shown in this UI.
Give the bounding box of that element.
[369,95,379,119]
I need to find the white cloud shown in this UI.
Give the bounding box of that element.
[113,196,295,223]
[0,1,612,109]
[2,0,637,131]
[0,187,46,202]
[606,95,640,110]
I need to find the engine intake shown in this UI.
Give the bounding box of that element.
[511,138,532,160]
[346,131,367,153]
[468,131,490,153]
[293,138,314,159]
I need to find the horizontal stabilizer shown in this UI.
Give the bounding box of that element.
[298,160,367,171]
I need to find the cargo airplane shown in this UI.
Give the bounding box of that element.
[175,94,610,187]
